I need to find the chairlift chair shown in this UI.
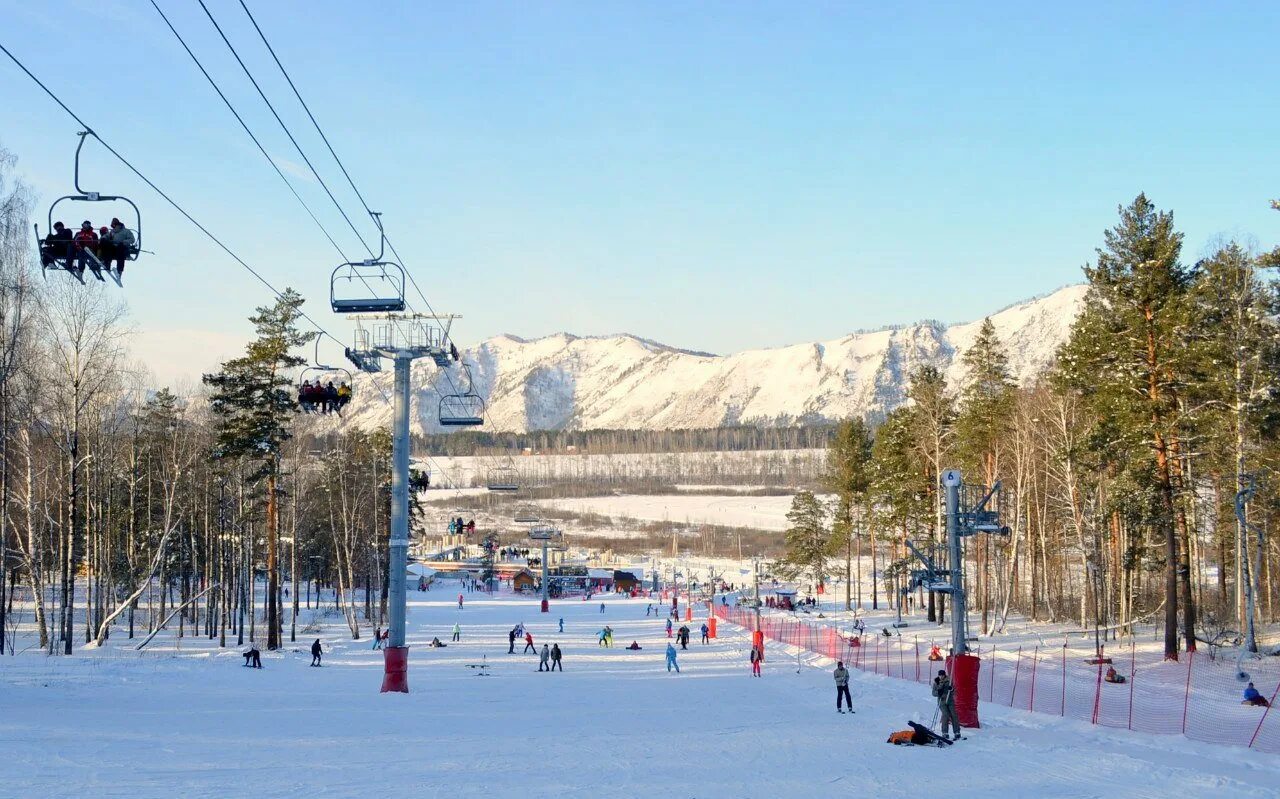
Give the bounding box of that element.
[438,364,486,427]
[329,212,406,313]
[486,466,520,492]
[35,132,141,287]
[297,340,355,414]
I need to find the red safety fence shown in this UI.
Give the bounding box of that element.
[713,605,1280,755]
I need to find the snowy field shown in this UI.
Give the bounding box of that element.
[4,591,1279,798]
[532,493,825,531]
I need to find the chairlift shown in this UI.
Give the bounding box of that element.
[409,468,431,492]
[297,339,354,415]
[330,212,406,313]
[438,364,486,427]
[35,132,141,287]
[486,466,520,492]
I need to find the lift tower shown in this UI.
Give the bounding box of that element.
[346,313,457,693]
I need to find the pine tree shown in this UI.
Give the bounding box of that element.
[906,365,954,622]
[824,418,873,610]
[203,289,313,650]
[1058,194,1196,659]
[776,490,830,591]
[870,406,932,613]
[955,318,1014,633]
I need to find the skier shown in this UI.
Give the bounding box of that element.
[458,593,464,609]
[932,669,960,740]
[666,618,673,638]
[508,628,517,654]
[539,644,551,672]
[666,642,680,673]
[550,643,563,671]
[678,625,690,650]
[452,622,461,642]
[750,645,762,677]
[558,617,564,633]
[700,622,709,644]
[310,639,323,667]
[605,626,614,647]
[600,602,606,613]
[598,628,609,647]
[834,661,852,712]
[523,631,536,654]
[646,604,653,617]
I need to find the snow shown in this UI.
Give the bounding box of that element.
[532,493,826,531]
[4,591,1278,798]
[330,285,1087,434]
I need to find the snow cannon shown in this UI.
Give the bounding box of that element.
[946,653,981,728]
[381,646,409,693]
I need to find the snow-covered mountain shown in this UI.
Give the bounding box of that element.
[328,285,1087,434]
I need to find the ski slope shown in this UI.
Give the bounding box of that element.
[3,591,1278,798]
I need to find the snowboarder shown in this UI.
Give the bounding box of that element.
[932,669,960,740]
[242,647,262,668]
[700,623,709,644]
[550,643,563,671]
[523,631,535,654]
[508,628,517,654]
[750,645,763,677]
[310,639,323,667]
[666,642,680,673]
[452,622,461,642]
[539,644,551,672]
[834,661,851,712]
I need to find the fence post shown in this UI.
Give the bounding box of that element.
[1090,646,1103,725]
[1011,646,1022,708]
[1127,640,1135,731]
[1061,644,1067,717]
[899,639,905,679]
[1248,680,1280,749]
[915,637,921,682]
[990,645,997,698]
[1181,651,1194,735]
[1029,646,1038,713]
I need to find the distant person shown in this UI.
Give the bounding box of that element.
[72,221,98,273]
[41,221,73,268]
[242,647,262,668]
[666,618,673,638]
[1104,666,1126,684]
[666,643,680,673]
[429,637,446,647]
[508,628,517,654]
[523,631,535,654]
[372,626,383,650]
[336,382,352,409]
[646,604,653,617]
[678,625,690,650]
[1243,682,1270,707]
[834,661,851,712]
[458,594,464,609]
[627,641,642,650]
[750,645,763,677]
[550,643,563,671]
[310,639,322,667]
[928,644,943,661]
[558,617,564,633]
[452,622,461,642]
[700,623,709,644]
[103,217,135,274]
[539,644,551,672]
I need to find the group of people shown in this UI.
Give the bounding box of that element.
[450,518,477,535]
[298,380,351,414]
[41,218,137,277]
[597,626,615,647]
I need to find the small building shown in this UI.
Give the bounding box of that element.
[613,570,643,593]
[512,569,538,593]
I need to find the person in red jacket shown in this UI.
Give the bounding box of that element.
[750,645,763,677]
[523,631,535,654]
[72,221,98,274]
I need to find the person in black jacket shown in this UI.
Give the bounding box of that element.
[550,643,563,671]
[41,222,73,268]
[508,628,517,654]
[310,639,323,667]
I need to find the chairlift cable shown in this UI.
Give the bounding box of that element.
[0,38,347,353]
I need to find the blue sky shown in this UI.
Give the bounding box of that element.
[2,1,1277,385]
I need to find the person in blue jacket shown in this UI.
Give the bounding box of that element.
[1243,682,1270,707]
[700,623,709,644]
[666,642,680,673]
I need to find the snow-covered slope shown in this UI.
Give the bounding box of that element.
[331,285,1087,434]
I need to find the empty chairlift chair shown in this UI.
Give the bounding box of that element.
[438,366,486,427]
[486,466,520,493]
[329,211,407,313]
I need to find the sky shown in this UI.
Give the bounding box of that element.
[1,1,1277,386]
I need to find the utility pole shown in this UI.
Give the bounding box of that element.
[944,469,967,653]
[346,312,456,693]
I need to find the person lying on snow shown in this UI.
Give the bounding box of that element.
[626,641,642,650]
[1105,666,1126,684]
[1243,682,1270,707]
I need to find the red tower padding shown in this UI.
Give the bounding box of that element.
[685,606,693,621]
[753,629,764,656]
[708,616,718,639]
[381,646,409,693]
[540,599,549,613]
[947,652,981,728]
